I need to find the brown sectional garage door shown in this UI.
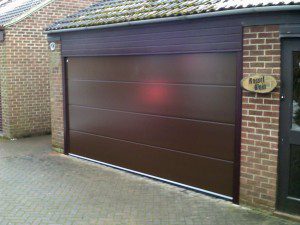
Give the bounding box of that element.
[67,53,237,198]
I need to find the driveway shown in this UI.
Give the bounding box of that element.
[0,135,297,225]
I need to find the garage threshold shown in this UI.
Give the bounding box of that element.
[69,153,233,202]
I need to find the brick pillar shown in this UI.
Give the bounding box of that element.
[49,41,64,151]
[240,25,281,210]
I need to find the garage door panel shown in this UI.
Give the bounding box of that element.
[67,53,236,86]
[69,106,235,161]
[69,131,234,197]
[68,81,236,124]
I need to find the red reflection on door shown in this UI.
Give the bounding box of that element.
[142,84,169,105]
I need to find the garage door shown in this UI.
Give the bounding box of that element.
[66,53,237,199]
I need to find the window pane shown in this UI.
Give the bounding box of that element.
[289,145,300,199]
[292,52,300,131]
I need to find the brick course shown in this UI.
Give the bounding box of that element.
[0,0,97,138]
[240,25,281,210]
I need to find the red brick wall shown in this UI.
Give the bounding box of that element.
[0,0,97,138]
[240,25,281,210]
[49,41,64,150]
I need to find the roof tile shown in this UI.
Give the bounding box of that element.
[46,0,300,31]
[0,0,48,26]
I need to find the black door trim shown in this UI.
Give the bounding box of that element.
[277,38,300,215]
[63,57,70,155]
[233,51,243,204]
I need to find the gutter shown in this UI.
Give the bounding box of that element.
[45,5,300,34]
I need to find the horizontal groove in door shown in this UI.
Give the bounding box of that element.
[68,53,237,85]
[68,105,235,126]
[69,131,234,197]
[68,82,236,124]
[69,106,235,161]
[68,80,237,87]
[70,130,233,164]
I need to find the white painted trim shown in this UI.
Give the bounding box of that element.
[69,153,233,201]
[3,0,55,27]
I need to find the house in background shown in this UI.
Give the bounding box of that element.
[0,0,97,139]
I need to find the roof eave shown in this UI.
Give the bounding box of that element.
[45,4,300,35]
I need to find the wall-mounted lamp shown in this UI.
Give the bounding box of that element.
[0,30,4,42]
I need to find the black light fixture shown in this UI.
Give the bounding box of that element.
[0,27,4,42]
